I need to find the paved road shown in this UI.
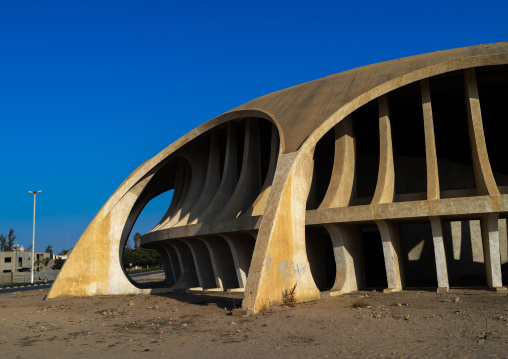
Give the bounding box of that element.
[130,270,164,277]
[0,270,165,295]
[0,284,52,294]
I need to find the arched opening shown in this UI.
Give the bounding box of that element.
[121,190,173,288]
[307,129,335,210]
[352,100,380,205]
[429,71,476,197]
[389,82,427,200]
[120,116,279,291]
[305,226,336,291]
[119,155,187,289]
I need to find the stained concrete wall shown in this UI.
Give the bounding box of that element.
[48,43,508,313]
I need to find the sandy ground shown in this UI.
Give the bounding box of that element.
[1,274,507,359]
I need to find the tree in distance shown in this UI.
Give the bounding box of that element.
[133,232,141,249]
[35,257,52,282]
[0,229,16,252]
[123,233,161,268]
[52,257,66,270]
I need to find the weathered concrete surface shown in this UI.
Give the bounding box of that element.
[49,43,508,312]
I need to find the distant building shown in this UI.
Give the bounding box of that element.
[0,251,51,280]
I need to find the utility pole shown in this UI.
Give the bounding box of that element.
[28,190,42,284]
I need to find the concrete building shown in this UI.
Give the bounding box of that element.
[49,42,508,313]
[0,251,51,283]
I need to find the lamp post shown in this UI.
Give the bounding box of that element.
[28,190,42,284]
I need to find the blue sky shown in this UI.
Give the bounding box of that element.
[1,0,507,253]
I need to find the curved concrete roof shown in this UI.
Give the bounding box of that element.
[233,42,508,152]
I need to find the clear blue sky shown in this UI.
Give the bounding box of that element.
[1,0,507,253]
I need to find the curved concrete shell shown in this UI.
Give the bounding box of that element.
[49,42,508,313]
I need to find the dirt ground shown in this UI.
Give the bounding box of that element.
[1,277,507,359]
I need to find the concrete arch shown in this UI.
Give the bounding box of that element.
[298,53,508,159]
[322,224,364,294]
[215,119,263,220]
[217,233,256,289]
[177,238,216,290]
[196,236,239,291]
[49,43,508,310]
[196,124,240,223]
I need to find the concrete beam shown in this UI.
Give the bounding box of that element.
[215,119,262,220]
[197,124,239,223]
[178,131,222,225]
[243,124,280,217]
[464,68,499,196]
[420,78,440,201]
[319,116,356,209]
[372,95,395,205]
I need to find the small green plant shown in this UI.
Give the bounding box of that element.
[282,282,298,307]
[351,300,369,308]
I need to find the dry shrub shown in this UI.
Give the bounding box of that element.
[351,300,369,308]
[282,283,298,307]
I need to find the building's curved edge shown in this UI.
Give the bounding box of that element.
[241,52,508,313]
[47,109,281,299]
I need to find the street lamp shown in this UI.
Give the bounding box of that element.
[28,190,42,284]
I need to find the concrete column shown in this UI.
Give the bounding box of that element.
[197,124,238,223]
[167,241,200,290]
[178,131,222,225]
[155,160,190,230]
[166,139,210,227]
[429,217,449,292]
[155,159,186,230]
[177,238,216,290]
[242,151,321,313]
[420,78,440,200]
[319,116,356,209]
[215,119,263,220]
[464,68,499,196]
[464,69,504,290]
[197,236,239,291]
[323,223,364,294]
[499,218,508,264]
[243,124,280,216]
[372,95,395,204]
[218,233,256,290]
[160,242,181,282]
[148,243,176,286]
[481,213,505,290]
[376,220,404,292]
